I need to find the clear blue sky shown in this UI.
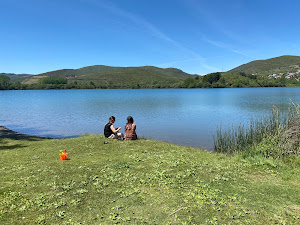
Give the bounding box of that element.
[1,0,300,75]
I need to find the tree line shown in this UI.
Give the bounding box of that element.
[0,75,10,90]
[176,72,299,88]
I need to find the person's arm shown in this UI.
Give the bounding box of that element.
[132,122,136,130]
[110,125,121,134]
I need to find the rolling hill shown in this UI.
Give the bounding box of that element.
[6,55,300,89]
[228,55,300,75]
[0,73,33,82]
[22,65,195,88]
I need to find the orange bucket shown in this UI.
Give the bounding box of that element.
[59,153,67,160]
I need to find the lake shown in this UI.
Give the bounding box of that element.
[1,87,300,151]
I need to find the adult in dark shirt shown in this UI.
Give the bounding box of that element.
[104,116,124,139]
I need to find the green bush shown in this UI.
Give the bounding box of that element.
[39,77,67,85]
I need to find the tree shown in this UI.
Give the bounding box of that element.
[183,78,196,87]
[203,72,221,84]
[202,82,211,88]
[0,75,10,90]
[39,77,67,85]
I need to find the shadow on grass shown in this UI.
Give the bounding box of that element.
[0,131,48,150]
[0,136,46,150]
[0,135,47,141]
[0,144,27,150]
[0,126,50,141]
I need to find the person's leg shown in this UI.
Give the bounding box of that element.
[117,132,124,139]
[108,134,117,139]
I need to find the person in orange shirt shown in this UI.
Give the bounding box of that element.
[124,116,137,140]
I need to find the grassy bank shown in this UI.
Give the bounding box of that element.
[0,135,299,224]
[214,102,300,158]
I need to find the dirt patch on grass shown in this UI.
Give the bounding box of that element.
[291,205,300,211]
[22,75,46,84]
[247,173,283,184]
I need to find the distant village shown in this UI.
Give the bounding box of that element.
[267,70,300,80]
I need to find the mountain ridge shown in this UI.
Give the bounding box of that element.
[21,65,194,88]
[0,73,33,82]
[3,55,300,89]
[228,55,300,75]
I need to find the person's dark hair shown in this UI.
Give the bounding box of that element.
[126,116,134,124]
[109,116,115,123]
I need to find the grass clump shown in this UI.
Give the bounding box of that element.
[0,134,299,224]
[214,101,300,159]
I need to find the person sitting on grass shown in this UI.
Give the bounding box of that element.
[124,116,137,140]
[104,116,124,139]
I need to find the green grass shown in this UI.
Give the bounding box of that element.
[1,135,299,224]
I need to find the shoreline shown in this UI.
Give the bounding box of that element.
[0,125,212,151]
[0,126,46,139]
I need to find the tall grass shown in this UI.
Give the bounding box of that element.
[214,101,300,156]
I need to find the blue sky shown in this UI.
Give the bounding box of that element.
[1,0,300,75]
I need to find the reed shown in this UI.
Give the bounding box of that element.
[214,101,300,156]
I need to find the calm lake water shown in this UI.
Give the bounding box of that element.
[1,87,300,150]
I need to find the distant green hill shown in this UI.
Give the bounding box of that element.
[22,65,194,88]
[0,73,33,82]
[228,55,300,75]
[8,55,300,90]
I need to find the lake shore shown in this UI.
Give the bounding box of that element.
[0,125,45,139]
